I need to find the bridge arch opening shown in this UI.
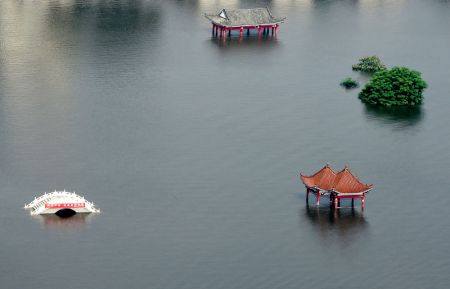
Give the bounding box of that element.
[55,208,77,218]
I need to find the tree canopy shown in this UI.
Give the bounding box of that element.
[352,56,386,73]
[359,67,427,106]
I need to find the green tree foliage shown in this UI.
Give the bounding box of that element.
[359,67,427,106]
[352,56,386,73]
[340,78,359,89]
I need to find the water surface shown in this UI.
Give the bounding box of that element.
[1,1,450,288]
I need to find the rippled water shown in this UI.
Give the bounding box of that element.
[1,1,450,288]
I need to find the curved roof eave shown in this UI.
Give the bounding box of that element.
[301,164,373,194]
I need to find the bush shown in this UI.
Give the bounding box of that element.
[340,78,359,89]
[359,67,427,107]
[352,56,386,73]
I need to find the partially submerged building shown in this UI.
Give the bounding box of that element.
[205,8,285,38]
[300,164,373,209]
[24,191,100,217]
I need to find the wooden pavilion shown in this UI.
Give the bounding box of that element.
[205,8,285,38]
[300,164,373,209]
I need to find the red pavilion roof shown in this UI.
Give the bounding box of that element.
[300,164,337,190]
[300,164,373,194]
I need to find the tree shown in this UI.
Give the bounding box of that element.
[340,78,359,89]
[352,56,386,73]
[359,67,427,107]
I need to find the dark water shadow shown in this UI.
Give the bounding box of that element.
[93,1,161,32]
[46,0,161,34]
[302,204,368,245]
[362,104,424,128]
[311,0,359,8]
[42,0,163,63]
[33,213,94,230]
[171,0,275,10]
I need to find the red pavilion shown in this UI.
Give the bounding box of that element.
[300,164,373,209]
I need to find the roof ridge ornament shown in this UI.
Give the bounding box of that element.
[219,9,227,19]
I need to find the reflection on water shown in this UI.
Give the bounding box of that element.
[33,213,93,230]
[45,0,161,33]
[209,35,280,51]
[310,0,408,9]
[196,0,264,11]
[363,104,424,128]
[0,0,162,93]
[303,205,368,244]
[195,0,381,11]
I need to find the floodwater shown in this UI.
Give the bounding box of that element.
[1,0,450,288]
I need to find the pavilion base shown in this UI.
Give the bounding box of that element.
[306,189,365,210]
[212,24,279,39]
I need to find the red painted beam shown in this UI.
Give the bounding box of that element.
[335,194,364,199]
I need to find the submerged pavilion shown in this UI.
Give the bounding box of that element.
[300,164,373,209]
[205,8,285,38]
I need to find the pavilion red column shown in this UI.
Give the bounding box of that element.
[316,191,320,206]
[240,27,243,38]
[334,195,338,208]
[258,26,262,38]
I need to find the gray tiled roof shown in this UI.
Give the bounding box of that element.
[205,8,285,27]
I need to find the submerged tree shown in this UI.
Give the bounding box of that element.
[352,56,386,73]
[359,67,427,107]
[340,78,359,89]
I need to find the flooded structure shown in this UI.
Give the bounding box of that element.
[24,191,100,217]
[205,8,285,38]
[300,164,373,209]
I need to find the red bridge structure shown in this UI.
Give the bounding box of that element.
[300,164,373,209]
[205,8,285,39]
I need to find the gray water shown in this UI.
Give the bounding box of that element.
[1,0,450,288]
